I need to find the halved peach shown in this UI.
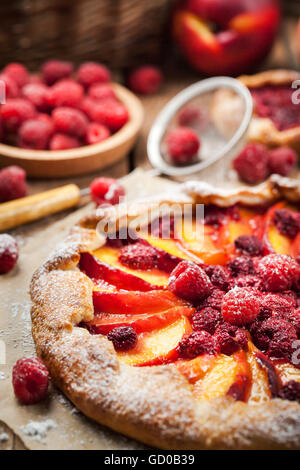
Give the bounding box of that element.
[80,252,158,291]
[291,232,300,259]
[193,350,251,402]
[175,354,217,384]
[88,306,194,335]
[117,316,192,366]
[93,289,190,315]
[92,245,169,287]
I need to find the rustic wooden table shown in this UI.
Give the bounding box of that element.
[1,17,299,450]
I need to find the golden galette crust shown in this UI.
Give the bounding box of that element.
[211,69,300,153]
[30,176,300,450]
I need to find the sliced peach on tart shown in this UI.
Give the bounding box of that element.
[175,354,217,384]
[88,306,193,335]
[117,316,192,367]
[193,350,252,402]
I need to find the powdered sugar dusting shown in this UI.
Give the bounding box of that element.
[20,419,57,443]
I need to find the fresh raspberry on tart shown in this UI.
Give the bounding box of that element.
[168,260,213,302]
[222,287,262,326]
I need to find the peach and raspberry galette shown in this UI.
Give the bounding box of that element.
[30,176,300,449]
[211,69,300,154]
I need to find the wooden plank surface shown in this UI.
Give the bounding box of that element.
[1,16,298,450]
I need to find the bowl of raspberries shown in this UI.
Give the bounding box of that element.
[0,61,144,178]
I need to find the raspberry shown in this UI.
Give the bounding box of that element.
[0,74,19,98]
[52,107,88,138]
[222,287,262,325]
[204,206,225,227]
[166,126,200,165]
[230,275,263,291]
[251,317,297,359]
[273,209,300,239]
[12,357,49,404]
[177,331,218,359]
[278,381,300,403]
[22,83,49,112]
[77,62,111,88]
[89,176,125,206]
[88,99,129,132]
[19,118,54,150]
[282,308,300,335]
[88,83,116,101]
[85,122,111,145]
[234,235,264,257]
[259,293,293,321]
[46,79,84,108]
[127,65,163,95]
[49,133,81,150]
[268,147,297,177]
[41,60,74,85]
[3,63,28,88]
[78,96,95,117]
[0,98,35,132]
[257,254,300,292]
[107,326,137,352]
[168,260,212,302]
[191,307,223,334]
[119,243,159,270]
[233,143,270,184]
[227,256,255,277]
[0,234,18,274]
[0,165,27,202]
[177,106,205,129]
[214,323,248,355]
[205,265,231,291]
[201,289,225,311]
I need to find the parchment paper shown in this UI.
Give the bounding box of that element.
[0,169,178,450]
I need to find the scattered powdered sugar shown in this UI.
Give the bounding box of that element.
[0,432,9,442]
[20,419,57,443]
[0,371,6,380]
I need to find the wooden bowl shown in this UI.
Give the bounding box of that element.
[0,83,144,179]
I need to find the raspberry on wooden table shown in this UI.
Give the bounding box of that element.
[89,177,125,206]
[214,323,248,355]
[107,326,137,352]
[119,243,159,270]
[77,62,111,88]
[273,209,300,239]
[0,165,28,202]
[0,98,35,132]
[177,331,218,359]
[166,126,200,165]
[46,79,84,108]
[19,118,54,150]
[41,60,74,85]
[278,381,300,403]
[234,235,264,257]
[85,122,111,145]
[49,133,81,150]
[168,260,212,302]
[12,357,49,405]
[268,147,297,177]
[0,234,18,274]
[0,74,19,99]
[88,83,117,101]
[3,62,29,87]
[222,287,262,325]
[127,65,163,95]
[191,307,223,334]
[52,107,88,138]
[233,143,270,184]
[257,254,300,292]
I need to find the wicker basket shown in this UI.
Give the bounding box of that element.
[0,0,176,70]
